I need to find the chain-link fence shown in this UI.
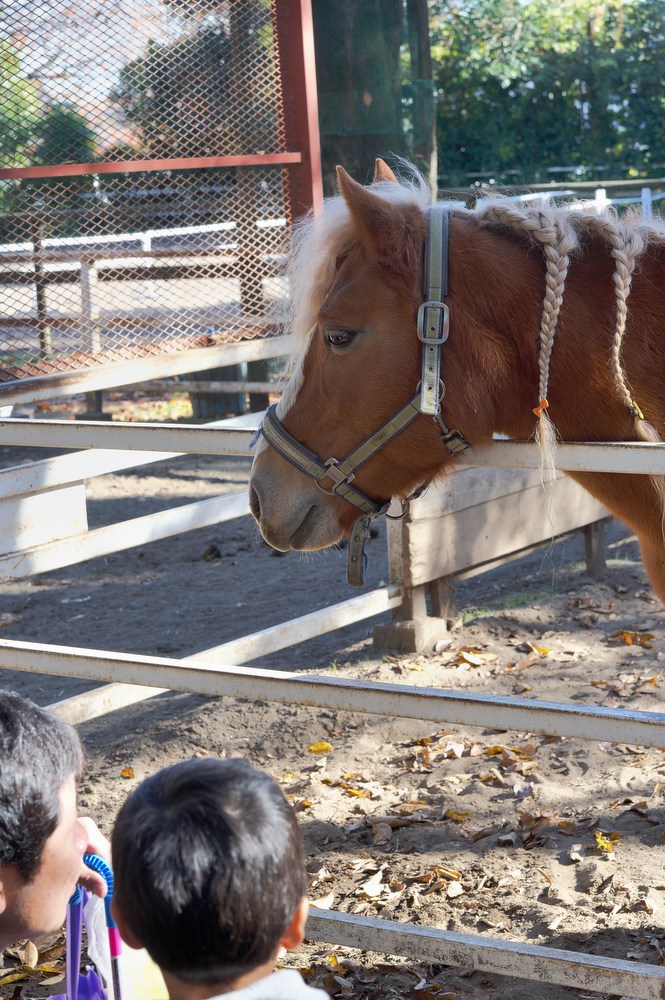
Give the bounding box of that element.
[0,0,315,384]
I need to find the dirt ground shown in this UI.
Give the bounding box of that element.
[1,394,664,1000]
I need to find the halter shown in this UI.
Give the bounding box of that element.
[253,204,470,585]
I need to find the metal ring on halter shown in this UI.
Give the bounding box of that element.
[385,499,410,521]
[416,378,446,402]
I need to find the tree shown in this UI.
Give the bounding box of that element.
[111,3,279,160]
[612,0,665,173]
[431,0,665,185]
[406,0,437,190]
[32,105,98,166]
[0,42,40,168]
[312,0,408,193]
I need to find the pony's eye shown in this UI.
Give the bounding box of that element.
[324,328,356,348]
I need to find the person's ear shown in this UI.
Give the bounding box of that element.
[111,897,143,951]
[0,863,21,917]
[278,896,309,951]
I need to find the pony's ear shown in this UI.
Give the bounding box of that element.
[373,158,398,184]
[336,165,414,269]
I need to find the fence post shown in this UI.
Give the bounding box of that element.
[79,251,106,419]
[642,187,653,217]
[373,515,449,653]
[594,188,609,214]
[80,254,101,355]
[584,519,608,576]
[29,217,52,357]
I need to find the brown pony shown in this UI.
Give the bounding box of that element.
[249,160,665,602]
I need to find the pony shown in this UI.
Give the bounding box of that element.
[249,159,665,602]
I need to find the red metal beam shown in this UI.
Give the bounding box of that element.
[0,152,302,182]
[274,0,323,219]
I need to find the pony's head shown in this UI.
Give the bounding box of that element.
[249,160,468,552]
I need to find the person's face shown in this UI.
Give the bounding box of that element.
[0,776,87,945]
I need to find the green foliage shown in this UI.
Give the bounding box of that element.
[0,106,98,241]
[432,0,665,184]
[0,42,40,167]
[31,105,98,166]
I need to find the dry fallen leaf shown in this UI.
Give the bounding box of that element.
[40,973,66,986]
[0,972,29,987]
[310,890,335,910]
[609,630,654,648]
[372,822,393,844]
[443,808,475,823]
[595,829,622,853]
[358,869,387,898]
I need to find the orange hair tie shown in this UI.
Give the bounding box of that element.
[532,398,549,418]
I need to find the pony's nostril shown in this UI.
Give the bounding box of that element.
[248,483,261,522]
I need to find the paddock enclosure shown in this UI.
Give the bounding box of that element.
[3,2,665,997]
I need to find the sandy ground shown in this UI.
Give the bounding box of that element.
[0,398,664,1000]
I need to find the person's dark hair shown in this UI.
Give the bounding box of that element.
[112,757,307,985]
[0,691,84,881]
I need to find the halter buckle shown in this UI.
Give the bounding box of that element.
[317,458,354,495]
[417,300,449,344]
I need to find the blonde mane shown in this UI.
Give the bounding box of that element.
[277,172,432,416]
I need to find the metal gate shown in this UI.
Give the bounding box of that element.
[0,0,320,387]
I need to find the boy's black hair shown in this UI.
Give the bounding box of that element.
[112,757,307,985]
[0,691,84,881]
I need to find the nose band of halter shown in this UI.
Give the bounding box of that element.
[259,400,425,517]
[254,203,469,586]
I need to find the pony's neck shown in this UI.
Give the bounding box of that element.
[444,213,547,444]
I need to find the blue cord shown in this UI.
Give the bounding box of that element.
[83,852,117,929]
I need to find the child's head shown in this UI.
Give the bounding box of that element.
[111,757,308,986]
[0,691,86,947]
[0,691,83,881]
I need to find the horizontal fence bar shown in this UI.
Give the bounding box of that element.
[0,336,291,406]
[49,683,169,725]
[48,587,403,725]
[462,439,665,474]
[2,419,665,477]
[0,153,302,182]
[0,418,256,456]
[306,910,665,1000]
[127,380,284,395]
[0,491,249,583]
[3,638,665,746]
[0,221,235,256]
[188,587,402,665]
[0,412,254,501]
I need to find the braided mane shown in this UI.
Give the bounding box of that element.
[286,179,665,452]
[474,200,665,443]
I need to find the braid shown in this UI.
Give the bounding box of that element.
[578,213,645,416]
[476,202,580,478]
[473,197,665,534]
[533,214,577,410]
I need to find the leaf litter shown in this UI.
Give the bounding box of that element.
[6,521,665,999]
